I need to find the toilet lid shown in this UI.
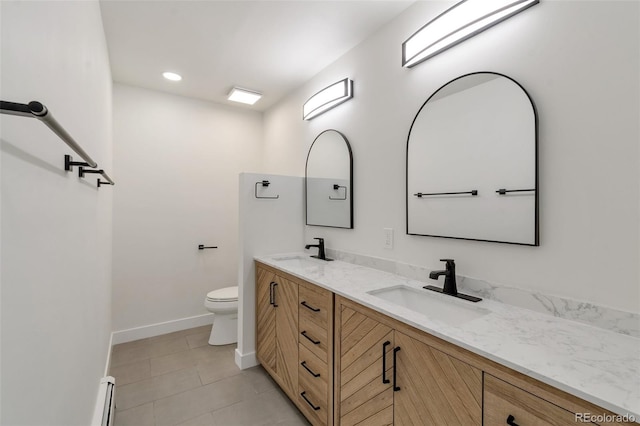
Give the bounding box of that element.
[207,286,238,301]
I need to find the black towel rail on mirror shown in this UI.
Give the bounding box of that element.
[329,184,347,200]
[414,190,478,198]
[1,100,115,188]
[255,180,279,199]
[198,245,218,250]
[495,188,535,195]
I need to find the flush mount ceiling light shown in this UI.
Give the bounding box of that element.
[402,0,539,68]
[227,87,262,105]
[303,78,353,121]
[162,71,182,81]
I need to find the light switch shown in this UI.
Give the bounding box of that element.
[384,228,393,249]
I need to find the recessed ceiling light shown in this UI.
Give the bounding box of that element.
[227,87,262,105]
[162,72,182,81]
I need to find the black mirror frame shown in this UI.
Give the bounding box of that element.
[305,129,354,229]
[405,71,539,246]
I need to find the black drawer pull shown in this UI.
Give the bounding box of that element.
[301,391,321,411]
[506,415,519,426]
[272,282,278,307]
[382,341,391,384]
[301,361,321,377]
[393,346,401,391]
[301,301,321,312]
[301,331,321,345]
[269,282,275,305]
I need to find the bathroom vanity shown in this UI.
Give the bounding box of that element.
[255,255,639,425]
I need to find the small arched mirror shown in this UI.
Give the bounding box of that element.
[406,72,538,245]
[306,129,353,228]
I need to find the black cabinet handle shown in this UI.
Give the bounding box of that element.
[301,361,321,378]
[269,282,275,305]
[506,415,519,426]
[272,282,278,307]
[300,391,321,411]
[301,331,321,345]
[301,301,321,312]
[382,341,391,384]
[393,346,401,391]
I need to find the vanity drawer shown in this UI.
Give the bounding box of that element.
[299,313,329,361]
[298,361,329,426]
[299,282,332,329]
[484,374,592,426]
[299,344,328,395]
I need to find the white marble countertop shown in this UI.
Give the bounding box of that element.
[255,253,640,419]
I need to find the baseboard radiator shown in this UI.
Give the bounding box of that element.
[91,376,116,426]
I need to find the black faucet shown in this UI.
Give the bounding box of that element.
[424,259,482,302]
[305,237,333,261]
[428,259,458,295]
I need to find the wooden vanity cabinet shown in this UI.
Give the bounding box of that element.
[335,297,482,426]
[257,263,635,426]
[255,266,299,400]
[256,262,335,426]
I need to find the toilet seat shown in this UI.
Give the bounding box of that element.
[206,286,238,302]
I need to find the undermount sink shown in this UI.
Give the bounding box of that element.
[271,255,320,268]
[368,285,489,326]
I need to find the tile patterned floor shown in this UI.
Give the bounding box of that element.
[110,325,310,426]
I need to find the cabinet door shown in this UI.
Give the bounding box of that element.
[339,305,395,426]
[394,331,482,426]
[274,275,299,398]
[256,267,277,374]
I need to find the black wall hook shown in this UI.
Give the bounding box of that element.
[64,155,89,172]
[255,180,279,199]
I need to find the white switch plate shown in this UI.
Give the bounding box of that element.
[384,228,393,249]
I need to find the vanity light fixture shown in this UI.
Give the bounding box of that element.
[402,0,539,68]
[227,87,262,105]
[162,71,182,81]
[303,78,353,120]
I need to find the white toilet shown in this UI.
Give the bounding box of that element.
[203,286,238,345]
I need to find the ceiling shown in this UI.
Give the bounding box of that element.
[99,1,415,112]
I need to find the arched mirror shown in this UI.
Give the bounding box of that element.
[406,72,538,245]
[306,129,353,228]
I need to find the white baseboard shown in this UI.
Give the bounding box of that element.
[112,313,215,344]
[235,348,258,370]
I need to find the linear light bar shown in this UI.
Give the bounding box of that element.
[228,87,262,105]
[402,0,539,68]
[303,78,353,121]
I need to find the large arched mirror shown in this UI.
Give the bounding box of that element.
[306,129,353,228]
[406,72,538,245]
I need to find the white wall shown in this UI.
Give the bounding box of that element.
[112,84,263,336]
[263,1,640,313]
[0,1,113,424]
[237,173,304,368]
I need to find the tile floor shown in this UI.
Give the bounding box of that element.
[110,325,309,426]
